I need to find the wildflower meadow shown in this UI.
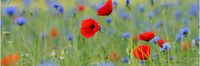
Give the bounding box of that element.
[1,0,199,66]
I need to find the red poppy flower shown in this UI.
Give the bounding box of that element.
[51,27,58,38]
[157,39,166,48]
[77,4,85,12]
[1,53,21,66]
[133,45,150,60]
[80,18,100,38]
[97,0,112,16]
[138,31,155,42]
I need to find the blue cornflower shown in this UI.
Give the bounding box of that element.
[174,10,181,20]
[14,17,27,26]
[3,6,18,17]
[39,60,59,66]
[119,12,129,19]
[197,35,200,41]
[106,17,112,24]
[97,61,115,66]
[67,34,73,41]
[141,60,145,65]
[138,5,145,13]
[175,33,183,41]
[154,8,160,16]
[23,0,31,6]
[188,4,198,16]
[51,3,64,14]
[122,32,131,39]
[125,0,130,6]
[147,12,153,19]
[155,20,163,29]
[45,0,54,5]
[160,43,171,51]
[179,27,189,36]
[150,36,160,44]
[121,56,129,63]
[169,55,174,60]
[112,1,118,7]
[119,9,129,19]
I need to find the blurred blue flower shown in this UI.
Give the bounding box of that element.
[97,61,115,66]
[119,13,129,19]
[179,27,189,36]
[67,34,73,41]
[138,5,145,13]
[112,1,118,7]
[147,12,153,19]
[39,60,59,66]
[155,20,163,29]
[197,35,200,41]
[14,17,27,26]
[106,17,112,24]
[3,6,18,17]
[174,10,181,20]
[122,32,131,39]
[119,9,129,19]
[175,33,183,41]
[154,8,160,16]
[150,36,160,44]
[169,55,174,60]
[188,4,198,16]
[23,0,31,6]
[45,0,53,5]
[125,0,130,6]
[141,60,145,65]
[121,56,129,63]
[160,43,171,51]
[50,3,64,14]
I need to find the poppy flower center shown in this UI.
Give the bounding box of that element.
[90,24,95,30]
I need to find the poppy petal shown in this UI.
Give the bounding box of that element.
[97,0,113,16]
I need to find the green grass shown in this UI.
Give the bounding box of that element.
[1,0,199,66]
